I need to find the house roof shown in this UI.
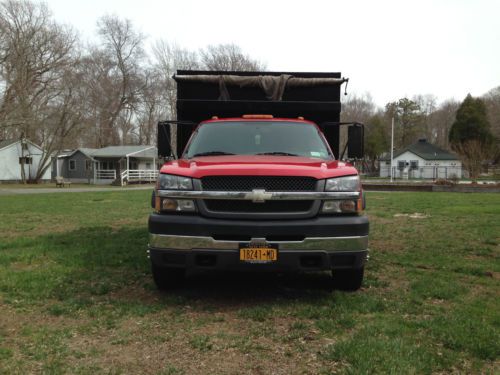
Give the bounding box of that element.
[56,145,156,159]
[90,145,156,158]
[77,148,98,158]
[380,139,458,161]
[0,138,45,152]
[0,139,18,150]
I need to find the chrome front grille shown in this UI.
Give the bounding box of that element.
[198,175,320,219]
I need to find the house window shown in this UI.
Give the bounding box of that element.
[397,160,406,170]
[410,160,419,170]
[69,160,76,171]
[146,162,151,169]
[85,160,92,171]
[18,156,32,164]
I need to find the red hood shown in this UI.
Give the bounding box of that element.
[159,155,358,179]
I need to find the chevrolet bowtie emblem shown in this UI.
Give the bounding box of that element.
[246,189,273,203]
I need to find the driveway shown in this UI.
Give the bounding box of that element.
[0,186,154,195]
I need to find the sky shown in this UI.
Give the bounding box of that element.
[44,0,500,107]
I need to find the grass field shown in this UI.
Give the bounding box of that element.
[0,190,499,374]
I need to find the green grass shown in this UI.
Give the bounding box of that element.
[0,190,499,374]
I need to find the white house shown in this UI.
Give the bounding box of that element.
[0,139,51,182]
[379,139,462,179]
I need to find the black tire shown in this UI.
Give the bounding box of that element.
[152,264,185,290]
[332,267,364,291]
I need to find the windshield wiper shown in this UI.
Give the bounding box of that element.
[256,152,299,156]
[192,151,235,157]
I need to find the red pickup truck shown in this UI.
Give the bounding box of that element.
[148,71,369,291]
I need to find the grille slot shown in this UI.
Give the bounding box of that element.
[201,176,317,191]
[204,200,314,213]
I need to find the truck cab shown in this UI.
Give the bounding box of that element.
[148,71,369,291]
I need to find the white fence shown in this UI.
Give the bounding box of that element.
[381,166,463,180]
[96,170,116,180]
[121,169,158,185]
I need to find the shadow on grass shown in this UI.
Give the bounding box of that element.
[178,271,334,301]
[1,226,339,312]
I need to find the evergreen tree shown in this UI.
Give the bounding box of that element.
[449,94,493,145]
[385,98,423,148]
[365,115,389,170]
[449,94,497,180]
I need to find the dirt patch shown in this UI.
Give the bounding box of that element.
[394,213,430,219]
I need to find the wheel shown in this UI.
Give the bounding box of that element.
[332,267,364,291]
[152,264,185,290]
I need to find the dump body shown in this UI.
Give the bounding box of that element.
[149,71,369,291]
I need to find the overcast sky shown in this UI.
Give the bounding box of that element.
[45,0,500,107]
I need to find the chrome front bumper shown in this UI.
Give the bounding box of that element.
[149,233,369,252]
[156,190,360,201]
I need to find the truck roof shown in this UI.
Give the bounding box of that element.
[200,117,318,125]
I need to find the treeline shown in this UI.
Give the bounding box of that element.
[342,91,500,172]
[0,1,264,180]
[0,0,498,181]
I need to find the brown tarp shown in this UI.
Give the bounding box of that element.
[174,74,348,101]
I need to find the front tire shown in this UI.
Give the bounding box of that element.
[332,267,364,291]
[152,264,185,290]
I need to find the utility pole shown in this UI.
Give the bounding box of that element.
[390,117,394,183]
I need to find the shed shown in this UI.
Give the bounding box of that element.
[0,139,51,182]
[379,139,462,179]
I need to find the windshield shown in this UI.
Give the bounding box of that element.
[184,121,332,159]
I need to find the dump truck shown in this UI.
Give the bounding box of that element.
[148,70,369,291]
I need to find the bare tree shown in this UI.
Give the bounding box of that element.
[133,69,167,145]
[427,99,459,149]
[200,43,265,71]
[152,41,200,153]
[0,0,77,182]
[95,15,145,146]
[452,140,497,180]
[0,0,76,134]
[483,86,500,141]
[33,63,88,180]
[413,94,437,141]
[153,40,200,119]
[340,93,378,159]
[341,92,377,123]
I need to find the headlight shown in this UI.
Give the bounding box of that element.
[157,174,193,190]
[325,175,360,192]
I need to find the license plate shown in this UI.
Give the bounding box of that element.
[239,244,278,263]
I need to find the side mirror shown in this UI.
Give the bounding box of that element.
[347,125,364,159]
[157,122,172,158]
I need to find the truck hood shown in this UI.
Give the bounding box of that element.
[159,155,358,179]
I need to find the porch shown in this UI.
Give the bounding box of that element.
[94,169,159,185]
[91,145,159,185]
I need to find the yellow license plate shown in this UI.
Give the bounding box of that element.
[239,247,278,263]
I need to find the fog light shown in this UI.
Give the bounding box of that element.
[340,200,356,212]
[160,198,195,212]
[162,198,178,211]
